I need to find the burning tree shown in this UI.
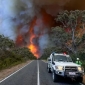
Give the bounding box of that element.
[50,10,85,54]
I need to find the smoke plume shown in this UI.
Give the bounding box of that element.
[0,0,85,58]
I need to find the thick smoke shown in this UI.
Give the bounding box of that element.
[0,0,36,40]
[0,0,70,57]
[34,0,70,5]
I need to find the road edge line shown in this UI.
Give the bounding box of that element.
[0,60,34,83]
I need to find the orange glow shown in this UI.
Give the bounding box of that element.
[28,33,39,58]
[28,44,39,58]
[27,17,40,58]
[16,9,56,58]
[76,27,85,38]
[16,35,23,46]
[27,9,55,58]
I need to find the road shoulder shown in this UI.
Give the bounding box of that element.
[0,60,32,81]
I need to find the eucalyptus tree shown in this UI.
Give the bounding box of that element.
[50,26,69,48]
[55,10,85,53]
[0,35,15,50]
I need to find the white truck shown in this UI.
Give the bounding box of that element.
[47,52,84,82]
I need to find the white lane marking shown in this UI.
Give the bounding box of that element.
[0,60,34,83]
[37,60,40,85]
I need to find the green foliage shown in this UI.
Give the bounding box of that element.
[41,10,85,69]
[41,46,67,60]
[56,10,84,29]
[82,34,85,41]
[0,35,36,70]
[55,10,85,54]
[50,26,70,48]
[71,52,85,70]
[0,35,15,50]
[12,47,36,60]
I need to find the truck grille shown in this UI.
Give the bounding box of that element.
[65,66,78,72]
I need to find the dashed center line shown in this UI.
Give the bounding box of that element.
[37,60,40,85]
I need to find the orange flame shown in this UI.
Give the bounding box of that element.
[14,1,85,58]
[28,35,39,58]
[27,10,56,58]
[27,17,40,58]
[15,9,56,58]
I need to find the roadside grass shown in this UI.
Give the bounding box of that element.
[0,50,36,71]
[0,57,27,70]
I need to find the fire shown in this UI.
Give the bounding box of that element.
[16,9,85,58]
[27,9,55,58]
[28,34,39,58]
[15,9,56,58]
[1,0,85,59]
[27,17,40,58]
[28,43,39,58]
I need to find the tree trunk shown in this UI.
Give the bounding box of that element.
[72,28,76,54]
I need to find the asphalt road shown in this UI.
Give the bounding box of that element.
[0,60,83,85]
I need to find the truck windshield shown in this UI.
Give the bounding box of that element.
[54,55,72,62]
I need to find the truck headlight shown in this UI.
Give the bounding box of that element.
[55,66,63,71]
[78,67,82,71]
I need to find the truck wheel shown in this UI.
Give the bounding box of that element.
[52,71,58,82]
[77,77,83,83]
[48,67,51,73]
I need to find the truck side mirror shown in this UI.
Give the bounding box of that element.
[48,59,51,61]
[52,61,55,65]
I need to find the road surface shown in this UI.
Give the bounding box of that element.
[0,60,83,85]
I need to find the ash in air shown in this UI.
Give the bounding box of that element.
[0,0,84,57]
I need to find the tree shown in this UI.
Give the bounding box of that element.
[50,26,70,49]
[12,47,35,60]
[0,35,15,50]
[41,46,67,60]
[55,10,85,53]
